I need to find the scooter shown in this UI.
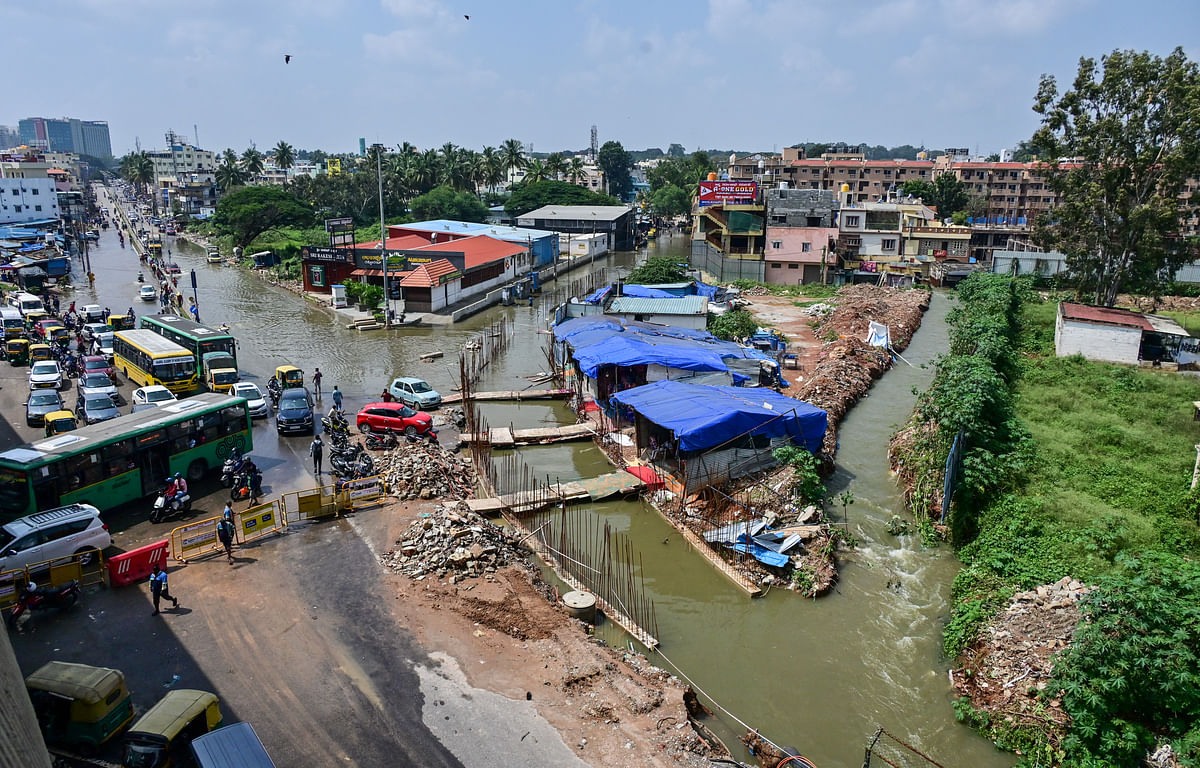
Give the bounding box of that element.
[151,486,191,523]
[229,472,252,502]
[6,580,81,629]
[321,415,350,437]
[365,430,399,451]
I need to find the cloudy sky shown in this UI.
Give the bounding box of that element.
[4,0,1196,157]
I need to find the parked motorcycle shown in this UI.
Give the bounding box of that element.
[6,580,81,629]
[365,430,399,451]
[150,486,191,523]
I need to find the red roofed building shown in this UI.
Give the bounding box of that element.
[1055,302,1190,365]
[399,235,530,312]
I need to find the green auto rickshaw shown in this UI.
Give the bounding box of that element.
[273,365,304,390]
[7,337,29,365]
[25,661,136,754]
[122,689,223,768]
[29,342,54,362]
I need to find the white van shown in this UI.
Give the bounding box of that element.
[10,292,45,318]
[1,307,24,338]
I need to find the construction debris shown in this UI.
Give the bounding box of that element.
[381,503,524,581]
[381,440,477,500]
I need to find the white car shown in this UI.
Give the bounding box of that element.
[80,304,104,323]
[28,360,64,390]
[0,504,112,572]
[231,381,270,418]
[82,322,108,340]
[139,285,157,301]
[132,385,177,407]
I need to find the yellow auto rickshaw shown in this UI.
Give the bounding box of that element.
[107,314,135,331]
[121,689,223,768]
[273,365,304,390]
[29,342,54,362]
[46,325,70,345]
[44,410,78,436]
[25,661,135,753]
[7,337,29,365]
[24,310,49,329]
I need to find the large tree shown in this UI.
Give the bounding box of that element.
[409,185,489,223]
[597,140,633,200]
[931,172,969,217]
[212,185,313,248]
[649,185,691,217]
[1032,47,1200,306]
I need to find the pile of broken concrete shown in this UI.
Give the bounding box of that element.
[381,440,477,500]
[381,504,524,581]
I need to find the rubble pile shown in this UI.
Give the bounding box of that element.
[951,576,1090,739]
[381,440,477,500]
[381,503,524,580]
[814,283,929,346]
[801,302,834,317]
[801,285,930,457]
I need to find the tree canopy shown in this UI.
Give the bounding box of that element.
[626,256,687,284]
[899,174,970,217]
[212,186,314,248]
[409,185,489,223]
[503,180,619,218]
[649,185,691,217]
[1032,47,1200,306]
[597,140,633,200]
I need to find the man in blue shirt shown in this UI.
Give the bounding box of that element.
[149,564,179,615]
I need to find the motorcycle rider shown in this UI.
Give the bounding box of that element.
[173,471,188,497]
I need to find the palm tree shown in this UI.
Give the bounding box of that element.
[121,151,157,213]
[397,141,417,158]
[273,141,295,187]
[240,147,265,181]
[500,138,526,184]
[524,158,547,184]
[222,148,238,168]
[567,157,585,185]
[215,160,246,193]
[481,147,504,191]
[545,152,565,181]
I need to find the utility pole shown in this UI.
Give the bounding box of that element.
[374,144,390,328]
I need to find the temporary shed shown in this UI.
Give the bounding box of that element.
[606,295,708,330]
[611,380,826,453]
[1054,302,1190,365]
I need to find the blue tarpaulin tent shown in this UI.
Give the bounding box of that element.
[622,284,676,299]
[582,286,612,304]
[612,380,827,453]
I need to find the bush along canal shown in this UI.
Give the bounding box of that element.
[460,286,1014,768]
[892,275,1200,768]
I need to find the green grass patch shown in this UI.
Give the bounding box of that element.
[730,279,839,298]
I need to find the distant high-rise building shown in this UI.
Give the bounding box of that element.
[0,125,19,150]
[359,138,367,156]
[18,117,112,158]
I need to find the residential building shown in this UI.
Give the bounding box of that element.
[516,205,634,251]
[765,188,838,228]
[147,140,216,184]
[147,136,218,215]
[764,227,838,286]
[18,117,111,157]
[836,199,936,279]
[0,173,60,224]
[1054,302,1188,366]
[726,148,805,188]
[902,221,972,262]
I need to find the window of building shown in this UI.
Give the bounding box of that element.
[771,241,782,249]
[801,242,811,252]
[844,215,860,227]
[34,205,41,211]
[31,187,38,195]
[882,238,896,250]
[770,262,781,269]
[13,205,20,213]
[787,264,799,269]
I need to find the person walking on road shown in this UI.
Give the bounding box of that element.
[149,565,178,615]
[312,368,322,396]
[309,434,323,475]
[216,516,235,563]
[331,386,342,412]
[222,501,234,523]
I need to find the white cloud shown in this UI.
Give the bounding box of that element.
[939,0,1089,35]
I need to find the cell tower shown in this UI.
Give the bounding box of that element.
[590,125,598,161]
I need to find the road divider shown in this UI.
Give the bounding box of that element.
[108,540,170,587]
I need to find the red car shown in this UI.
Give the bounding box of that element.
[356,402,435,437]
[81,355,114,379]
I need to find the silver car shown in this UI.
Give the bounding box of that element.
[231,382,270,418]
[78,372,119,402]
[76,392,120,425]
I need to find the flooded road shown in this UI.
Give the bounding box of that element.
[81,194,1007,767]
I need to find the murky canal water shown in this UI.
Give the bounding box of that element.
[84,193,1008,767]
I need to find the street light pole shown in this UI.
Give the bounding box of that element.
[374,144,390,329]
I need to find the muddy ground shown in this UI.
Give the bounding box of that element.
[378,497,721,768]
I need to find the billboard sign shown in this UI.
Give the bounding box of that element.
[324,217,354,232]
[326,158,342,176]
[697,180,757,207]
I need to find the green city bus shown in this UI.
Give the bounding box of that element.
[0,393,252,520]
[139,314,237,377]
[113,329,197,394]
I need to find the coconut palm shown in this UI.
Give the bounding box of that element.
[567,156,586,184]
[215,159,246,193]
[545,152,565,181]
[481,147,505,190]
[121,151,157,213]
[273,141,295,187]
[500,138,526,182]
[221,148,238,168]
[240,147,265,180]
[524,158,547,184]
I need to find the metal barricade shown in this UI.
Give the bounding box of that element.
[21,551,105,589]
[0,569,25,609]
[340,475,386,510]
[237,502,284,545]
[169,516,223,563]
[281,483,342,524]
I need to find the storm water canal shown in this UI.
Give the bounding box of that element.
[83,196,1009,768]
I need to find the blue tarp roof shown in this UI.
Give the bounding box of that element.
[622,284,676,299]
[582,286,612,304]
[694,282,719,299]
[612,380,827,452]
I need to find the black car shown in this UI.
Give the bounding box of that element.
[25,390,64,426]
[276,387,314,434]
[75,392,120,425]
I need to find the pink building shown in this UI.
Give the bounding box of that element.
[764,227,838,285]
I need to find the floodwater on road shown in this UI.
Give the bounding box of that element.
[79,194,1009,767]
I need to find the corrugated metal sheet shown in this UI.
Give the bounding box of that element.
[1061,302,1153,330]
[608,296,707,315]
